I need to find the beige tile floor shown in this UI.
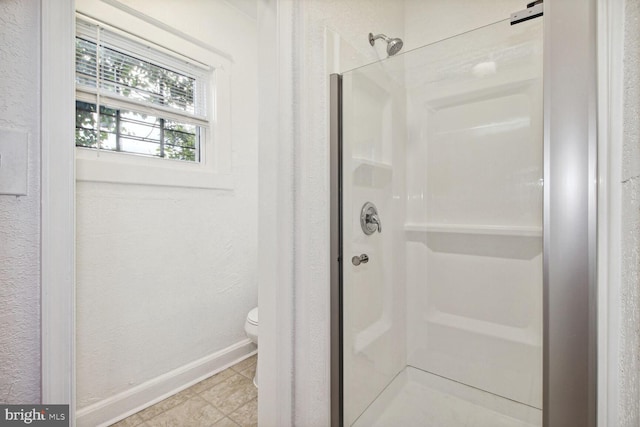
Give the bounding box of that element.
[110,355,257,427]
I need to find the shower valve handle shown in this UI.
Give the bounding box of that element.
[360,202,382,235]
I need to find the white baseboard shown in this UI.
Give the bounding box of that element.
[76,339,257,427]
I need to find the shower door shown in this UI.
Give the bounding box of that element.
[334,17,544,427]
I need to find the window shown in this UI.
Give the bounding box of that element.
[75,18,210,163]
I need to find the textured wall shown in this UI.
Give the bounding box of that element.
[620,0,640,424]
[75,0,258,408]
[0,0,41,404]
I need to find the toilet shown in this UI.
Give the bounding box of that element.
[244,307,258,387]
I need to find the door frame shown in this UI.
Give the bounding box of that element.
[40,2,296,426]
[40,0,76,413]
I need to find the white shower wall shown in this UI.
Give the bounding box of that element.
[75,0,258,417]
[403,19,544,409]
[341,61,407,427]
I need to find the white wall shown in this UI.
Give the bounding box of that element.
[620,0,640,424]
[75,0,258,413]
[0,0,41,404]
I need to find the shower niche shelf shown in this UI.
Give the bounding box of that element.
[352,157,392,188]
[404,223,542,238]
[351,157,392,171]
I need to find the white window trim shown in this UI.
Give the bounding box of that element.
[74,3,233,190]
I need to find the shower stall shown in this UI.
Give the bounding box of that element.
[330,4,595,426]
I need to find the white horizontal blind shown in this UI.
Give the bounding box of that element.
[75,18,211,162]
[76,19,210,123]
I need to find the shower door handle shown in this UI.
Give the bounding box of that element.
[352,254,369,266]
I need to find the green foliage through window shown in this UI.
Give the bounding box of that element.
[75,101,198,161]
[75,22,206,163]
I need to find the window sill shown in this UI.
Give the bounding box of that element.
[76,148,233,190]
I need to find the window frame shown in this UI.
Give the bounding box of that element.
[74,11,233,190]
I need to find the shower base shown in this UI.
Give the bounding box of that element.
[352,366,541,427]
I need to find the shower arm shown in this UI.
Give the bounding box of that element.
[368,33,390,46]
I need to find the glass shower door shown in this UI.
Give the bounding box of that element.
[339,17,543,427]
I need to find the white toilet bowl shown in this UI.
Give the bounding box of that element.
[244,307,258,387]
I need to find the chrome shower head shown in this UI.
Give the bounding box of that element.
[368,33,404,56]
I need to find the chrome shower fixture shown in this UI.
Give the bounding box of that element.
[368,33,404,56]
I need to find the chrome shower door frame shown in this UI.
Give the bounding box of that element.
[330,73,343,427]
[542,1,597,426]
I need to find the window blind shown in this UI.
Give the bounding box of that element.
[75,18,210,126]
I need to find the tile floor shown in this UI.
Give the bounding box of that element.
[110,354,257,427]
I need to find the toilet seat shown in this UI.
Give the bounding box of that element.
[247,307,258,326]
[244,307,259,388]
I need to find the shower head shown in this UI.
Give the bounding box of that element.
[368,33,404,56]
